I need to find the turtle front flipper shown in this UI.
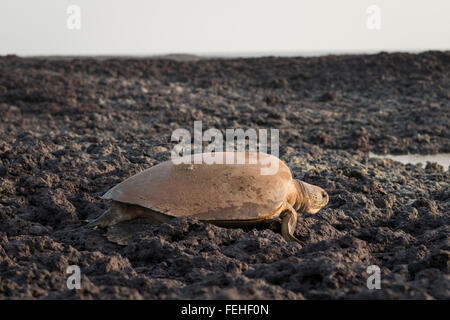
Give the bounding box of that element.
[87,201,135,229]
[280,203,306,246]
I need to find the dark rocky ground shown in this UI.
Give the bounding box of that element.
[0,52,449,299]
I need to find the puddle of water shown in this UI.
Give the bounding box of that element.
[369,152,450,171]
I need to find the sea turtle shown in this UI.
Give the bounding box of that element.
[87,152,328,245]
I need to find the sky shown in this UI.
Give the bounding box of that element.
[0,0,449,56]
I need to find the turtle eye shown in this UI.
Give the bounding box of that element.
[322,191,327,198]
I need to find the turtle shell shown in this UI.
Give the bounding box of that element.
[102,152,294,221]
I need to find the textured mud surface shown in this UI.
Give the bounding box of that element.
[0,52,449,299]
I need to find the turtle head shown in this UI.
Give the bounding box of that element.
[294,180,328,214]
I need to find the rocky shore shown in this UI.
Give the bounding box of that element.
[0,52,448,299]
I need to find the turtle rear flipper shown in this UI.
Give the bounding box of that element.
[106,218,155,245]
[87,202,135,229]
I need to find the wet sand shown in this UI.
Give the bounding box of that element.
[369,152,450,171]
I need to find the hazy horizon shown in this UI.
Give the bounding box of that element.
[12,50,447,61]
[1,0,449,56]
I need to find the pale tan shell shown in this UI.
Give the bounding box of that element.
[102,152,294,221]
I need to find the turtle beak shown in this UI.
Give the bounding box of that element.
[322,190,329,206]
